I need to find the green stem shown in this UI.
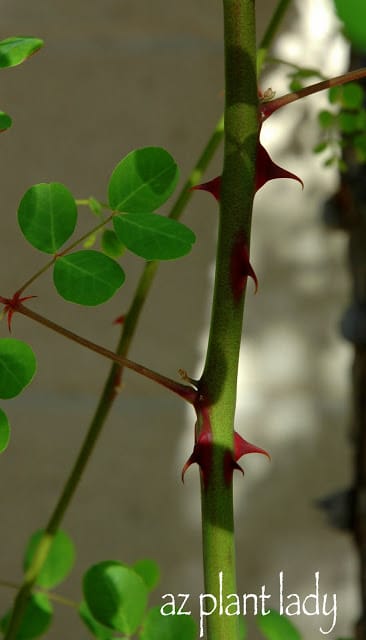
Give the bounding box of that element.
[198,1,258,638]
[256,0,292,75]
[16,213,113,296]
[3,2,292,637]
[14,301,195,402]
[0,580,78,609]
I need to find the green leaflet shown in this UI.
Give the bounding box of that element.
[23,530,75,589]
[108,147,179,213]
[140,606,197,640]
[83,561,148,635]
[18,182,78,254]
[257,609,302,640]
[53,250,125,305]
[0,408,10,452]
[0,338,37,399]
[113,212,195,260]
[0,37,43,68]
[0,111,12,132]
[334,0,366,51]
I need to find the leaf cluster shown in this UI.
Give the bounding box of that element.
[1,532,198,640]
[314,82,366,168]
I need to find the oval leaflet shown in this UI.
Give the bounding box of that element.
[113,212,195,260]
[108,146,179,213]
[18,182,78,254]
[0,339,37,399]
[53,250,125,306]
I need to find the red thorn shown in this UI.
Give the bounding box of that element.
[191,142,303,204]
[231,234,258,301]
[0,292,37,333]
[182,399,213,486]
[256,143,304,191]
[181,429,212,486]
[234,430,271,462]
[113,314,125,325]
[224,431,270,485]
[191,176,221,201]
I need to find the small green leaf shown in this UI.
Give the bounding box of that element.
[0,111,12,131]
[354,133,366,159]
[23,529,75,589]
[339,112,360,134]
[108,147,179,213]
[334,0,366,51]
[257,609,302,640]
[0,339,36,399]
[79,601,116,640]
[132,559,160,591]
[83,232,97,249]
[18,183,78,254]
[0,408,10,452]
[0,37,43,68]
[289,78,303,93]
[53,250,125,305]
[313,141,328,154]
[318,110,335,128]
[342,83,364,110]
[113,212,195,260]
[357,109,366,130]
[323,155,338,167]
[83,561,148,635]
[88,197,104,217]
[328,86,343,105]
[101,229,125,258]
[140,606,197,640]
[1,593,52,639]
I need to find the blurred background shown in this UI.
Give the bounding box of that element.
[0,0,359,638]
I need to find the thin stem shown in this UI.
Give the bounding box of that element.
[16,214,113,296]
[0,581,78,609]
[198,1,258,638]
[263,67,366,117]
[15,301,195,402]
[267,56,325,77]
[256,0,292,75]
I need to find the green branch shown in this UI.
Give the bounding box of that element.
[197,2,258,638]
[256,0,292,74]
